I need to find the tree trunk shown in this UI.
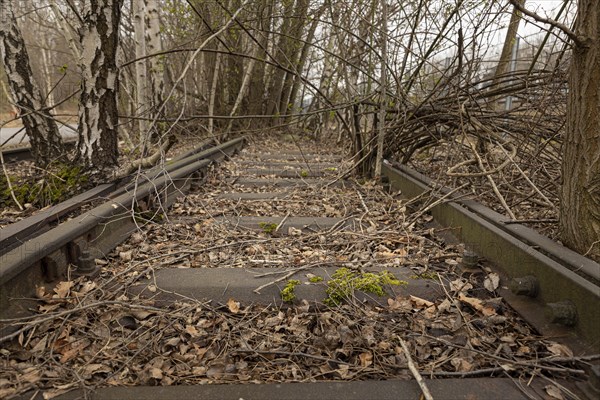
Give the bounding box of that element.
[374,0,388,178]
[286,4,322,120]
[492,0,525,88]
[224,43,259,136]
[0,0,64,167]
[278,0,309,118]
[144,0,164,117]
[264,0,295,120]
[208,48,223,137]
[560,0,600,262]
[133,0,149,142]
[76,0,123,169]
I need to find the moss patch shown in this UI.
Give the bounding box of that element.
[1,164,88,208]
[281,279,301,303]
[325,268,407,306]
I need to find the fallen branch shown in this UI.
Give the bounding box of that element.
[398,336,434,400]
[122,136,176,176]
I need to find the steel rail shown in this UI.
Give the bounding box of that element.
[0,137,245,326]
[0,138,245,255]
[382,163,600,349]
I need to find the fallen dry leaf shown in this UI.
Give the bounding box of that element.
[483,273,500,292]
[358,351,373,367]
[53,281,74,298]
[227,298,240,313]
[458,293,497,316]
[544,385,564,400]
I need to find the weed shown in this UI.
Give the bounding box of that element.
[281,279,301,303]
[324,268,407,306]
[258,222,278,234]
[1,164,88,208]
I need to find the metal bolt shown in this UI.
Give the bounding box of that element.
[75,250,100,278]
[545,300,577,326]
[509,276,538,297]
[461,250,478,269]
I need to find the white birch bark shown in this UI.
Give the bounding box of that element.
[144,0,164,116]
[77,0,122,169]
[0,0,63,166]
[133,0,149,141]
[208,48,223,137]
[224,43,260,135]
[41,43,55,107]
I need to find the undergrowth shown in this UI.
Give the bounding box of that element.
[0,164,88,208]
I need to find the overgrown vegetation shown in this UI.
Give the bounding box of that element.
[258,222,278,235]
[324,268,406,306]
[0,164,88,208]
[280,279,301,303]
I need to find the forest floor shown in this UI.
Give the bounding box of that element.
[0,133,587,400]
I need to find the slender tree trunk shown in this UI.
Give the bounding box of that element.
[264,0,294,120]
[278,0,309,118]
[224,43,259,136]
[50,1,82,60]
[286,4,322,121]
[208,48,223,137]
[560,0,600,262]
[0,0,63,167]
[133,0,149,141]
[77,0,123,169]
[493,0,525,87]
[41,44,55,108]
[375,0,388,178]
[144,0,164,117]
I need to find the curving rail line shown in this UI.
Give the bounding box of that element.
[0,137,245,328]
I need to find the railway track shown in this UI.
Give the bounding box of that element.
[0,135,598,400]
[0,137,244,322]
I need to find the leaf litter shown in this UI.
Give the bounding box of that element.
[0,137,594,399]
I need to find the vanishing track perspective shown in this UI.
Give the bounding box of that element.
[0,135,598,400]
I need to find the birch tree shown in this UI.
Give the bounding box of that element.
[76,0,123,169]
[133,0,150,140]
[0,0,64,166]
[144,0,164,120]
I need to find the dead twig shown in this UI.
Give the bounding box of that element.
[398,336,434,400]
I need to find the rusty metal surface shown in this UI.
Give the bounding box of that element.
[0,138,245,326]
[382,163,600,351]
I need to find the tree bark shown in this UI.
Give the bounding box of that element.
[264,0,295,120]
[133,0,149,141]
[144,0,164,117]
[286,3,323,120]
[492,0,525,88]
[277,0,309,117]
[560,0,600,262]
[76,0,123,169]
[0,0,64,167]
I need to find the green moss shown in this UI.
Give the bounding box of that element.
[309,275,323,283]
[324,268,407,306]
[281,279,301,303]
[1,164,88,208]
[258,222,278,234]
[300,169,309,178]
